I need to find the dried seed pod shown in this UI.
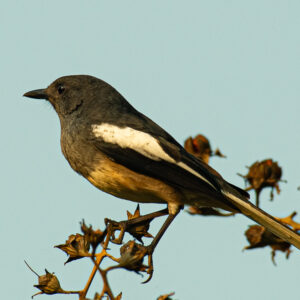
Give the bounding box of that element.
[55,233,90,264]
[184,134,225,164]
[31,269,64,297]
[126,205,153,243]
[119,240,147,273]
[105,205,155,245]
[244,225,291,265]
[81,220,106,251]
[239,159,284,207]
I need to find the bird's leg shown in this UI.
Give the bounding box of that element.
[142,210,180,283]
[147,212,179,253]
[105,208,169,244]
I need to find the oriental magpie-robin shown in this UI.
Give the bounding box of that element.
[24,75,300,250]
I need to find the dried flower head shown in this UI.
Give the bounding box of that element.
[119,240,147,273]
[34,269,63,295]
[239,159,284,206]
[126,205,153,243]
[105,205,155,245]
[184,134,225,164]
[25,262,64,297]
[55,233,90,264]
[81,220,106,251]
[244,225,291,264]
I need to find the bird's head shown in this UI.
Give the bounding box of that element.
[23,75,110,117]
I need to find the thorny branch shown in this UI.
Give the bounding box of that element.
[26,206,175,300]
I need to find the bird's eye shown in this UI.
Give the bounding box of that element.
[57,85,65,94]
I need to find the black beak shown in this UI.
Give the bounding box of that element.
[23,89,48,100]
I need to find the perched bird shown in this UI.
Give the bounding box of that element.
[24,75,300,251]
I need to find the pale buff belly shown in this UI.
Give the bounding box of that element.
[86,157,183,206]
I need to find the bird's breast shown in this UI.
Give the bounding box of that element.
[60,124,183,206]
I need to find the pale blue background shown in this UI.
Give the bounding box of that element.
[1,1,300,299]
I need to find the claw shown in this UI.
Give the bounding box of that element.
[142,253,154,284]
[105,219,127,244]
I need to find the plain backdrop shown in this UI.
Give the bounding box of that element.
[1,1,300,299]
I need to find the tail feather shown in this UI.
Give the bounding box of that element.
[222,189,300,250]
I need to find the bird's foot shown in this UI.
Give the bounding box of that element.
[106,207,179,282]
[104,218,127,244]
[105,206,168,245]
[142,245,155,283]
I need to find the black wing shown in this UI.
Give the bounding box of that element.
[88,92,248,201]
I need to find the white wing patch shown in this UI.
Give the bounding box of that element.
[92,123,174,162]
[91,123,216,190]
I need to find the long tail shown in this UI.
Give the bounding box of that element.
[221,185,300,250]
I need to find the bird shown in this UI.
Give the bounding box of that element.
[24,75,300,253]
